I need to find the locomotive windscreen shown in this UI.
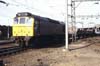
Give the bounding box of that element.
[14,17,18,24]
[14,17,33,25]
[20,18,25,24]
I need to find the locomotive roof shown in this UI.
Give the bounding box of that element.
[16,12,48,20]
[16,12,36,17]
[16,12,61,24]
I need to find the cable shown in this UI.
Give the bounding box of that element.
[10,0,51,15]
[0,0,8,6]
[1,0,61,19]
[75,2,82,8]
[0,15,13,19]
[0,0,47,15]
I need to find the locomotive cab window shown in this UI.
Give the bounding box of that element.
[14,17,33,24]
[20,17,25,24]
[14,17,26,24]
[14,17,18,24]
[26,17,33,25]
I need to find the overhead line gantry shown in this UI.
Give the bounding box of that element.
[66,0,100,50]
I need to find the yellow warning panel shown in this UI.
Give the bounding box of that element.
[12,26,34,36]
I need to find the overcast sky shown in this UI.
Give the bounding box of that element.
[0,0,100,28]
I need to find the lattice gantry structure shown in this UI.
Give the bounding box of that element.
[67,0,100,42]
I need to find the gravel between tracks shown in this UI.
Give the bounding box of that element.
[1,36,100,66]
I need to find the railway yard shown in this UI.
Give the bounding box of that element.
[0,36,100,66]
[0,0,100,66]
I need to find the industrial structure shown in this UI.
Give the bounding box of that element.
[66,0,100,50]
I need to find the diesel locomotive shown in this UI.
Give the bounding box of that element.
[12,12,65,48]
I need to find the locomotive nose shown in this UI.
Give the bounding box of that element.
[13,26,34,36]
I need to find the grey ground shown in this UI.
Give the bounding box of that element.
[1,37,100,66]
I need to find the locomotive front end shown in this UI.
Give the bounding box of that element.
[13,13,34,37]
[12,12,35,48]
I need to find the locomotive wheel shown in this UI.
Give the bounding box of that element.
[15,38,26,48]
[19,39,26,48]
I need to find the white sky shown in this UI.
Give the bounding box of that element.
[0,0,100,28]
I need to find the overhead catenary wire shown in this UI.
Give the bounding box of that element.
[10,0,53,16]
[0,0,8,6]
[0,0,65,22]
[0,0,53,17]
[75,0,100,2]
[75,2,82,8]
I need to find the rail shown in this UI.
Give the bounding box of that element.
[0,46,23,56]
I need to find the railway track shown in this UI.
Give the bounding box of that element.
[0,40,14,45]
[0,46,23,56]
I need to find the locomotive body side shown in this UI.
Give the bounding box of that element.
[34,16,64,36]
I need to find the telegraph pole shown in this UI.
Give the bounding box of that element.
[65,0,69,50]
